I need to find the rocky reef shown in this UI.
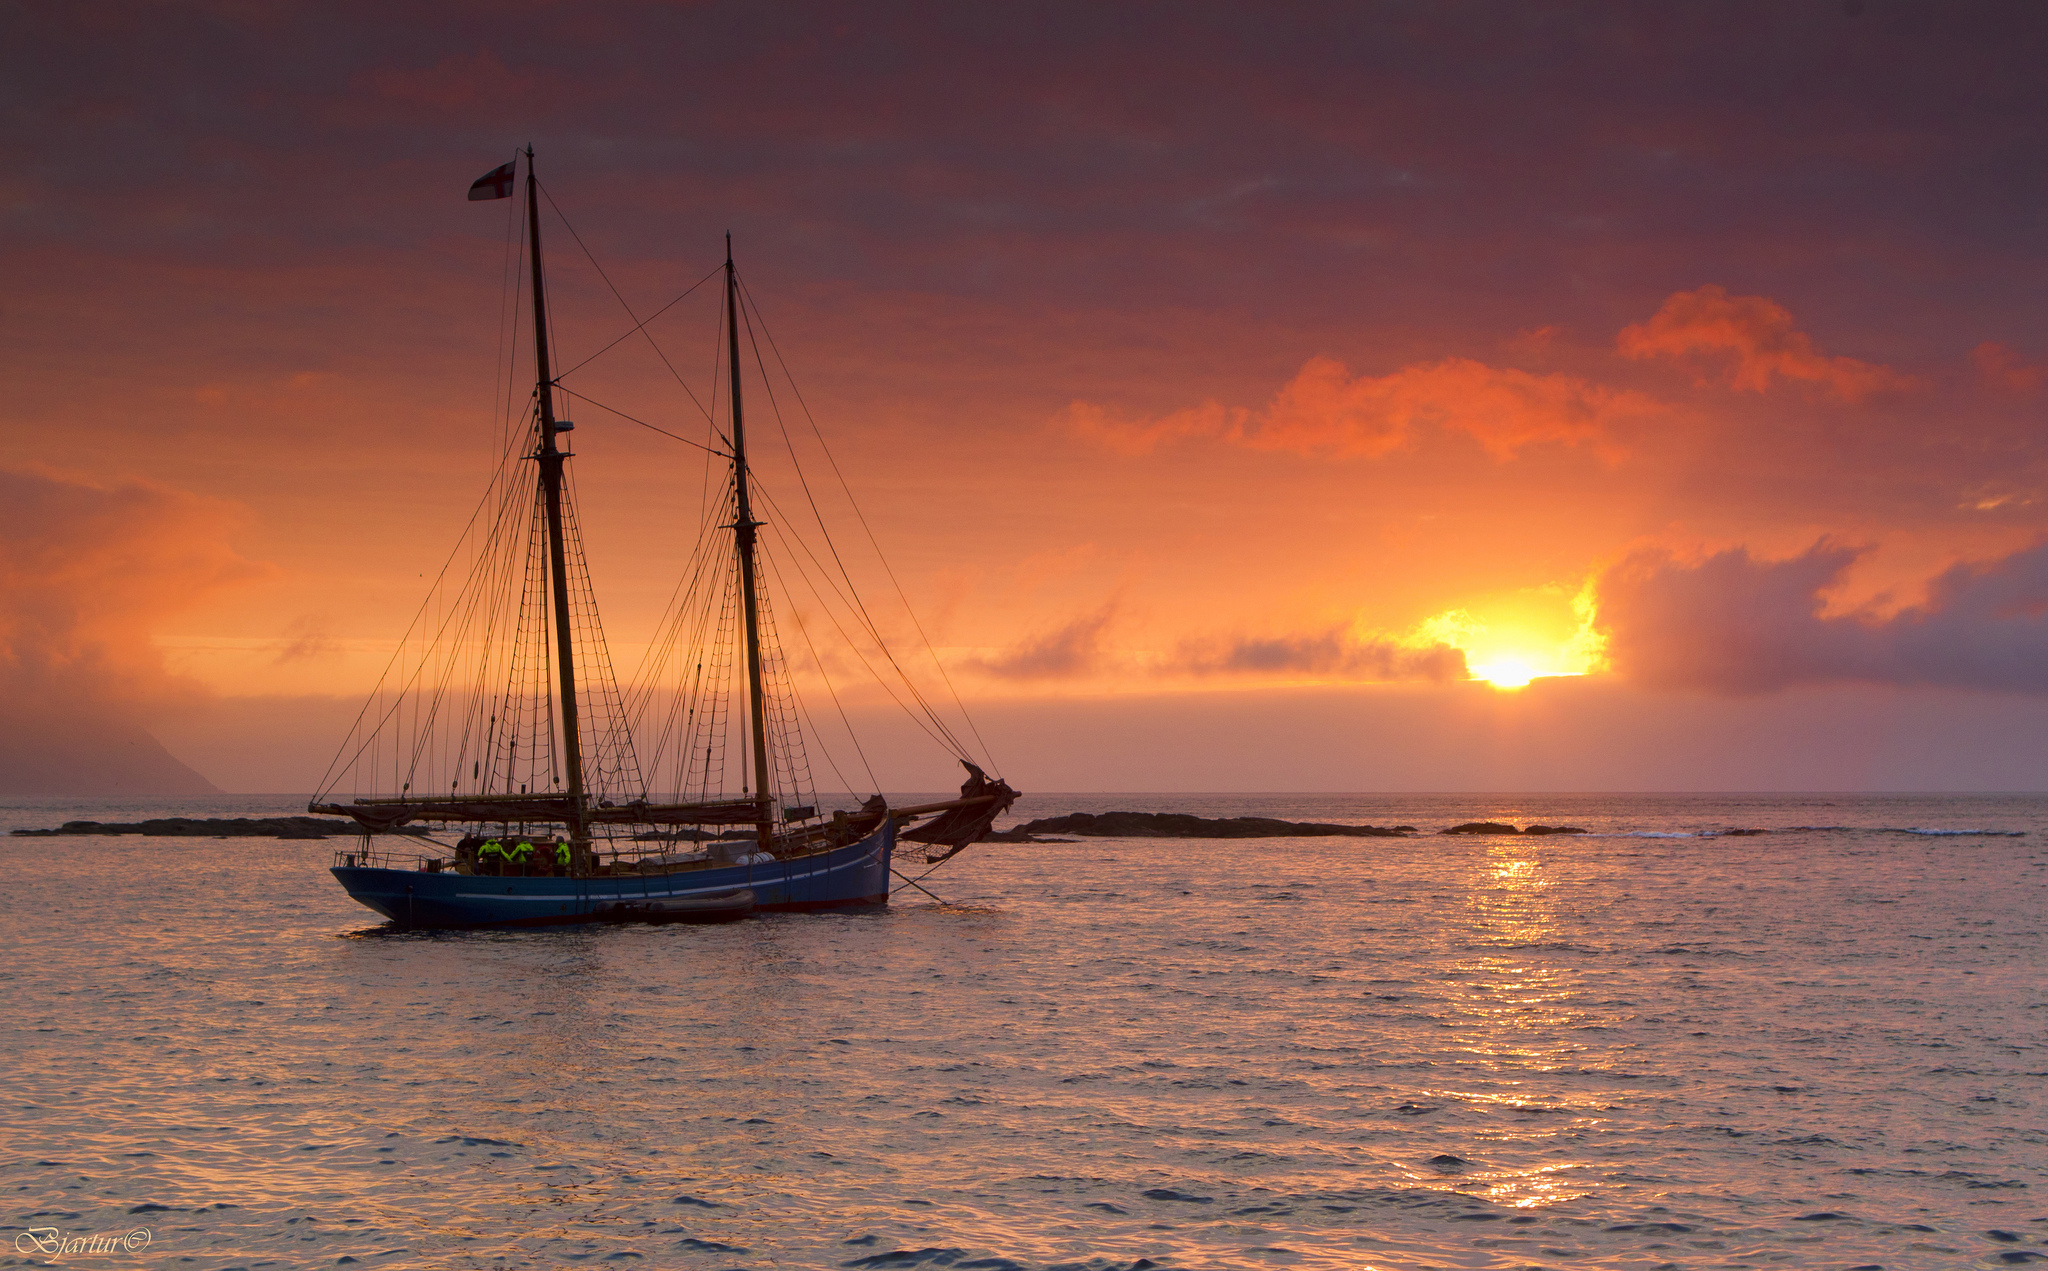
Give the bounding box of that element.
[986,812,1419,842]
[12,816,363,839]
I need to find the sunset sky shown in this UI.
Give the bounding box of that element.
[8,2,2048,792]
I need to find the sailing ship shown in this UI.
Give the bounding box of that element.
[312,151,1015,928]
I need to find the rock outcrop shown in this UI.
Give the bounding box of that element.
[986,812,1418,841]
[12,816,363,839]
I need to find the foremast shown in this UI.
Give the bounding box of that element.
[526,147,587,843]
[725,236,777,853]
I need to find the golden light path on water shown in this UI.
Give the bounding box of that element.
[1436,842,1604,1210]
[2,791,2044,1269]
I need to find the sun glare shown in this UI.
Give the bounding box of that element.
[1415,597,1604,691]
[1469,654,1542,689]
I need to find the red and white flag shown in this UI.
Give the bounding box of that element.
[468,160,517,201]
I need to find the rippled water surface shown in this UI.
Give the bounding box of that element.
[4,792,2046,1269]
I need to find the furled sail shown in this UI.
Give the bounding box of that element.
[903,761,1020,853]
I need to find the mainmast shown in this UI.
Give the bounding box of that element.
[525,148,587,842]
[726,236,776,852]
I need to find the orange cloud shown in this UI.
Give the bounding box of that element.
[1059,400,1236,458]
[1618,285,1912,401]
[970,603,1118,679]
[0,466,262,719]
[1246,356,1655,460]
[0,467,264,792]
[1971,341,2045,394]
[1061,355,1659,461]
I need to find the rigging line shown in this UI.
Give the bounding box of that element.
[402,470,527,788]
[510,484,556,796]
[499,478,547,795]
[536,181,722,429]
[554,264,723,381]
[619,285,732,734]
[315,410,540,797]
[633,482,732,793]
[629,550,711,758]
[758,542,875,797]
[889,869,949,905]
[637,484,734,780]
[553,386,732,458]
[381,416,536,801]
[749,574,814,807]
[687,552,740,801]
[731,313,974,759]
[476,454,536,795]
[572,471,647,793]
[743,468,920,686]
[625,434,723,747]
[754,494,967,761]
[542,482,560,795]
[374,413,537,791]
[402,420,539,788]
[621,475,735,719]
[491,155,522,465]
[686,507,740,798]
[617,291,729,788]
[902,849,976,886]
[753,470,974,761]
[749,471,974,760]
[737,273,1000,774]
[495,164,531,463]
[561,461,643,787]
[733,303,983,775]
[698,279,726,519]
[448,489,517,792]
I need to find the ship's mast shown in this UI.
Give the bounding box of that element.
[726,236,776,852]
[525,148,587,842]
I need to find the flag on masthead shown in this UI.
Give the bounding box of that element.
[468,161,517,201]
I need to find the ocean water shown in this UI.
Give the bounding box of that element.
[2,792,2044,1270]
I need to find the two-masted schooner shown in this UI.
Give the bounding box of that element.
[312,151,1014,927]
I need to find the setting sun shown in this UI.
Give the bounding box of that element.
[1414,595,1602,690]
[1468,653,1544,689]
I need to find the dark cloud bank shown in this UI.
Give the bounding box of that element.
[971,603,1466,683]
[1598,539,2048,695]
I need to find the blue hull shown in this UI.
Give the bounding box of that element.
[331,821,894,928]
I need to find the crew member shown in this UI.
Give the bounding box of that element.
[510,839,536,874]
[556,840,572,873]
[478,838,506,874]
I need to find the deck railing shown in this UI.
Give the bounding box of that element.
[332,849,448,872]
[331,823,852,876]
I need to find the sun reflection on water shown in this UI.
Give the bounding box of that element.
[1403,835,1611,1208]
